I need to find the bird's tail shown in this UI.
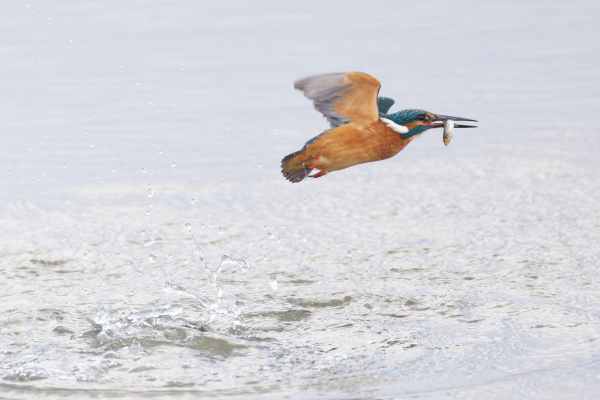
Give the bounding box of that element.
[281,150,311,183]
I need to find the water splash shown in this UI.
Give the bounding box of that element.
[85,303,203,354]
[237,258,250,272]
[216,255,236,274]
[6,367,48,381]
[233,300,245,327]
[161,224,251,327]
[269,274,278,290]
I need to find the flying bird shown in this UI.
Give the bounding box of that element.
[281,72,477,183]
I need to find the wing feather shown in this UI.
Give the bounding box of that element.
[295,72,381,128]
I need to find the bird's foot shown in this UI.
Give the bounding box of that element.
[305,155,320,170]
[310,170,327,179]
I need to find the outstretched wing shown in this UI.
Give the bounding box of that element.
[377,97,395,114]
[294,72,381,128]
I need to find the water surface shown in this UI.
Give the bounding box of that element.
[1,0,600,398]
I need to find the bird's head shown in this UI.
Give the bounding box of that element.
[385,109,477,139]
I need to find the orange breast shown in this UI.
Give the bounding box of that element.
[304,120,413,172]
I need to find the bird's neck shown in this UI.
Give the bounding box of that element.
[381,112,427,139]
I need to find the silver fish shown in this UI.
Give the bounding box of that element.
[443,119,454,146]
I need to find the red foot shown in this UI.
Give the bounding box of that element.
[306,155,320,170]
[311,171,327,179]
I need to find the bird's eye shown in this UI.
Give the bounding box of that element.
[416,114,427,121]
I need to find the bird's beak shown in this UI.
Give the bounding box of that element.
[427,114,478,129]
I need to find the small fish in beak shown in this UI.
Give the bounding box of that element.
[443,119,454,146]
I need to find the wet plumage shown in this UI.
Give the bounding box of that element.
[281,72,477,183]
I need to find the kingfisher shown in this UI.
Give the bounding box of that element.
[281,72,477,183]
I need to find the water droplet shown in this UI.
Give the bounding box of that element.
[112,168,116,172]
[141,228,148,234]
[171,162,176,167]
[145,210,150,216]
[143,238,155,247]
[90,143,94,148]
[163,281,184,293]
[235,300,245,309]
[237,258,249,272]
[128,289,134,296]
[216,255,235,273]
[82,253,87,260]
[347,251,352,258]
[147,188,153,198]
[226,126,230,130]
[208,309,216,323]
[267,232,274,239]
[141,168,146,173]
[218,227,223,234]
[259,164,262,167]
[269,274,278,290]
[62,164,66,168]
[184,222,192,231]
[149,254,158,263]
[208,271,217,287]
[158,149,162,154]
[167,254,172,259]
[302,237,308,243]
[190,197,197,205]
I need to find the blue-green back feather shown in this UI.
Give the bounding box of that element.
[302,130,329,149]
[377,97,395,114]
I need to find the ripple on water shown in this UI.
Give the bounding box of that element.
[2,11,600,394]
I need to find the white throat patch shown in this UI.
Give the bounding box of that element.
[381,118,409,134]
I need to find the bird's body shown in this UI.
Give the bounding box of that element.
[282,120,415,177]
[281,72,476,183]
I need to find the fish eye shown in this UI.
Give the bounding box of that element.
[416,114,427,121]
